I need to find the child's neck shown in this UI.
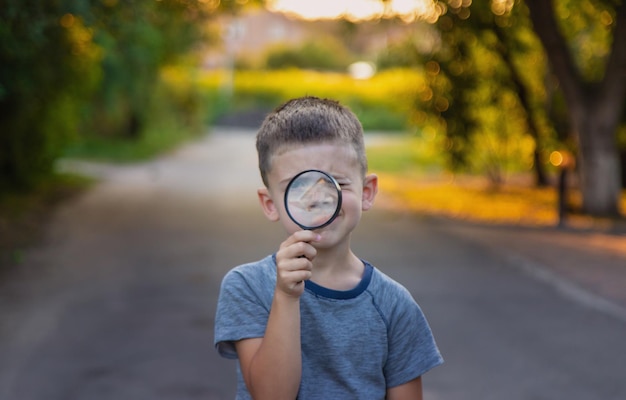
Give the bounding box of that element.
[310,246,364,291]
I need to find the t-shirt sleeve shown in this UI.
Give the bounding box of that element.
[383,286,443,388]
[213,266,272,359]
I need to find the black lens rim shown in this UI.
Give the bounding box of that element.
[284,169,343,230]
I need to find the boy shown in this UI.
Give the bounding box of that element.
[214,96,443,399]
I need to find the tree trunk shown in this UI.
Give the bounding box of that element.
[621,149,626,189]
[492,24,549,187]
[525,0,626,217]
[575,111,622,216]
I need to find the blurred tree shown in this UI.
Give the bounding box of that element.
[81,0,213,139]
[376,35,422,70]
[422,0,625,216]
[1,0,247,190]
[416,1,552,187]
[264,37,355,71]
[0,0,101,190]
[524,0,626,216]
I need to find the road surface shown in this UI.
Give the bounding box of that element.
[1,127,625,399]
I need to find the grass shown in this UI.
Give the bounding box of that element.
[65,128,193,162]
[62,98,224,162]
[365,133,444,174]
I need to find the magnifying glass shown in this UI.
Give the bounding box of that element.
[284,169,342,230]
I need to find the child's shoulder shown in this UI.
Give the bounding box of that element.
[222,255,276,288]
[365,262,420,310]
[368,263,413,296]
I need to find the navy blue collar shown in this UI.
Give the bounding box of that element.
[271,254,373,300]
[305,262,372,299]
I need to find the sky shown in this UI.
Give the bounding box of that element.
[267,0,440,22]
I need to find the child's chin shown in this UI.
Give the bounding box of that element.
[312,232,340,248]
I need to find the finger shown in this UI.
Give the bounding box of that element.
[276,263,312,296]
[276,253,313,274]
[278,236,317,260]
[281,230,321,248]
[278,267,312,284]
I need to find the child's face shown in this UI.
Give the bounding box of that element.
[258,142,377,247]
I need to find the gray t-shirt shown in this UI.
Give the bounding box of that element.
[214,255,443,399]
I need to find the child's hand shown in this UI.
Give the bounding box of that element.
[274,230,320,298]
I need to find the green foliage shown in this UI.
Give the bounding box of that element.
[420,0,626,208]
[263,37,355,71]
[412,0,562,184]
[554,0,615,81]
[65,67,210,161]
[376,36,422,70]
[419,22,478,172]
[199,68,418,131]
[0,1,101,190]
[81,0,212,140]
[1,0,227,190]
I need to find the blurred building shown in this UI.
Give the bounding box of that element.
[203,8,427,70]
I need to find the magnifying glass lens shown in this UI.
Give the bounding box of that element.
[284,170,342,230]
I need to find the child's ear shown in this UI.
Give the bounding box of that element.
[361,174,378,211]
[257,187,280,222]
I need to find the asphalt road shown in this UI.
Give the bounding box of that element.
[1,127,625,400]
